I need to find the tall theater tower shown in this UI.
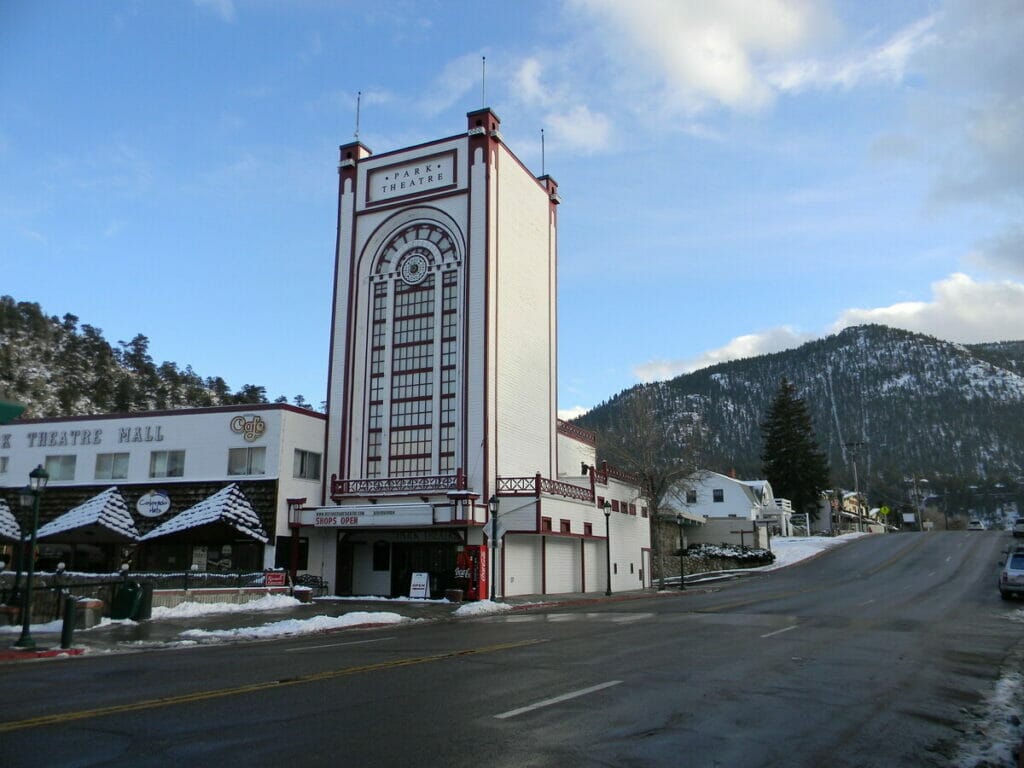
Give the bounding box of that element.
[326,107,559,499]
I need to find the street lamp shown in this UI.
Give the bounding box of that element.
[14,464,49,650]
[488,495,499,602]
[603,500,612,596]
[676,513,687,591]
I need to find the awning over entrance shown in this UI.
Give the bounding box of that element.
[0,498,20,541]
[140,483,268,543]
[36,486,140,543]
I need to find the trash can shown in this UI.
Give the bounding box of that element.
[137,582,154,621]
[110,581,143,620]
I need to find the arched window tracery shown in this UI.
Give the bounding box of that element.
[364,221,462,478]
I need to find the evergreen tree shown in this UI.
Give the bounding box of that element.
[760,378,830,518]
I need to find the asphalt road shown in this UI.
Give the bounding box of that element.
[2,532,1022,768]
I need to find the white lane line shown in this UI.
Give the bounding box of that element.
[494,681,623,720]
[285,636,396,652]
[760,625,799,639]
[858,599,876,607]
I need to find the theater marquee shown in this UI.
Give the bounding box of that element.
[305,503,435,528]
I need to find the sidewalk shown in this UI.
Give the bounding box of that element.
[0,588,661,663]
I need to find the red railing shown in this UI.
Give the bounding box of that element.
[591,461,641,486]
[497,473,595,503]
[556,419,597,446]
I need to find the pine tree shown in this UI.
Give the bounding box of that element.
[760,378,830,518]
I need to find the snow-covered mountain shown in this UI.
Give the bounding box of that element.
[577,325,1024,506]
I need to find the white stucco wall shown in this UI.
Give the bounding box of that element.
[493,143,556,479]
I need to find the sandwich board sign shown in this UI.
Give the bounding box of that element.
[409,572,430,598]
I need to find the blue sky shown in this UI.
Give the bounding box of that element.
[2,1,1022,417]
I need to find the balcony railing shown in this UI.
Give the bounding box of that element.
[497,473,595,503]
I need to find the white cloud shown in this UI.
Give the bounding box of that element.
[558,405,590,421]
[768,13,938,92]
[419,52,485,117]
[544,104,613,154]
[631,271,1024,386]
[514,58,551,106]
[633,326,814,382]
[833,272,1024,343]
[569,0,834,114]
[193,0,235,23]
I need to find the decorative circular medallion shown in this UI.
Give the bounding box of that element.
[400,252,429,285]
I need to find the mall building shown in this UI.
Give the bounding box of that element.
[0,404,325,574]
[294,108,651,598]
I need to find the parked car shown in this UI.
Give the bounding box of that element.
[999,548,1024,600]
[966,519,985,530]
[1012,518,1024,538]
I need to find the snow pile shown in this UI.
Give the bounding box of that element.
[763,534,868,570]
[954,666,1024,767]
[452,600,514,618]
[151,593,300,619]
[0,618,65,634]
[179,611,410,640]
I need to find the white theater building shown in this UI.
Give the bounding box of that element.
[296,109,651,598]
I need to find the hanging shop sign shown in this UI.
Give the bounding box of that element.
[136,490,171,518]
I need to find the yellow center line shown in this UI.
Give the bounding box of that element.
[0,638,546,734]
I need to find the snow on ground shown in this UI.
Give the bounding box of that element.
[0,618,65,634]
[315,595,450,604]
[763,533,870,570]
[452,600,514,618]
[151,593,300,619]
[180,611,410,640]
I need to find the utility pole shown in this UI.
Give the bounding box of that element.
[845,441,865,532]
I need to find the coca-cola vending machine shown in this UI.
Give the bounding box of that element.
[455,545,488,601]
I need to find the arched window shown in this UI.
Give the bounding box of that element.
[365,221,461,478]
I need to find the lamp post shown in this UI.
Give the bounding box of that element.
[14,464,49,650]
[676,513,687,590]
[603,500,612,596]
[488,495,499,602]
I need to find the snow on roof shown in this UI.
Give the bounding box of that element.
[0,498,20,541]
[141,484,268,543]
[36,487,140,541]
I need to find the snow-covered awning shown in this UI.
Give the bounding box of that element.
[141,484,268,543]
[36,487,140,543]
[0,498,20,541]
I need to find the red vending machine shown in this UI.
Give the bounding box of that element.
[455,545,488,601]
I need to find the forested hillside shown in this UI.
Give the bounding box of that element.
[577,325,1024,511]
[0,296,316,417]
